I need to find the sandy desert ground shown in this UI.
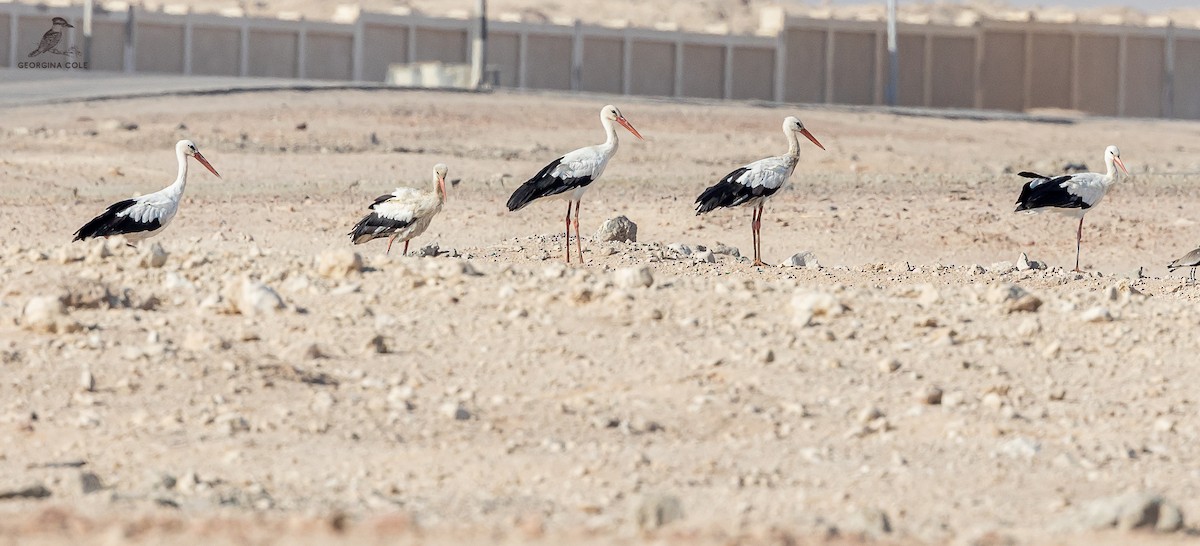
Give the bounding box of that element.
[2,87,1200,545]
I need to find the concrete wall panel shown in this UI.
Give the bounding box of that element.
[1125,36,1164,117]
[0,14,10,66]
[135,22,183,73]
[1076,35,1118,116]
[980,31,1023,111]
[681,43,723,99]
[731,46,774,101]
[1173,38,1200,120]
[581,36,622,94]
[248,29,297,78]
[630,40,674,97]
[90,20,126,72]
[487,31,519,87]
[784,28,826,103]
[896,33,926,106]
[305,32,353,80]
[1028,33,1072,109]
[362,24,407,82]
[413,27,466,63]
[192,26,240,76]
[929,35,974,108]
[526,34,571,90]
[831,31,875,105]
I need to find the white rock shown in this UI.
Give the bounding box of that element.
[1080,306,1113,323]
[139,242,169,268]
[780,251,819,268]
[22,296,69,333]
[316,250,363,279]
[234,279,285,316]
[999,436,1041,460]
[594,215,637,243]
[791,290,847,326]
[693,250,716,263]
[613,266,654,289]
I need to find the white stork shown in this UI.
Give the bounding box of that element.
[73,139,221,244]
[349,163,447,255]
[506,104,644,263]
[1014,145,1129,272]
[1168,247,1200,281]
[694,116,825,266]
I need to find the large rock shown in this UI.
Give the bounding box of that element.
[316,250,363,279]
[1056,492,1185,533]
[613,266,653,289]
[139,242,169,268]
[634,494,684,530]
[228,278,286,316]
[594,216,637,243]
[780,251,819,268]
[21,296,80,334]
[792,290,847,326]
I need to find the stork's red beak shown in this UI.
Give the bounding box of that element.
[1114,156,1129,175]
[617,116,644,141]
[438,175,447,200]
[193,152,221,178]
[800,128,825,150]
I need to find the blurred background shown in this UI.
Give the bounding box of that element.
[3,0,1199,118]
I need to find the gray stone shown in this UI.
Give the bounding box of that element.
[594,215,637,243]
[613,266,654,289]
[693,250,716,263]
[80,472,104,494]
[1058,492,1186,533]
[711,243,741,257]
[0,484,52,500]
[780,251,819,268]
[139,242,169,268]
[635,493,684,530]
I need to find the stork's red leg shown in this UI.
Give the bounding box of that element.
[404,240,409,256]
[386,235,396,255]
[574,200,583,264]
[564,201,573,263]
[1074,217,1084,272]
[753,205,766,267]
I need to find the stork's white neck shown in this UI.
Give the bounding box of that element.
[169,145,189,196]
[1103,153,1121,183]
[601,115,619,153]
[785,128,801,157]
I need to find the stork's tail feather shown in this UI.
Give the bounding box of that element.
[349,212,411,244]
[72,199,138,241]
[506,182,543,212]
[694,181,741,215]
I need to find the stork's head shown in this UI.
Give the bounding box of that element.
[433,163,448,199]
[784,116,825,150]
[1105,145,1128,175]
[602,104,644,140]
[51,17,73,28]
[177,139,221,178]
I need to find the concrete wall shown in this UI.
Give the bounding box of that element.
[629,40,674,97]
[306,32,353,80]
[1174,38,1200,119]
[929,35,975,108]
[525,34,571,90]
[581,36,622,94]
[136,23,183,73]
[3,4,1200,119]
[362,24,407,82]
[487,31,520,88]
[1076,35,1119,116]
[783,28,827,103]
[192,26,240,76]
[831,31,876,105]
[1125,36,1165,117]
[681,43,723,99]
[731,46,774,101]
